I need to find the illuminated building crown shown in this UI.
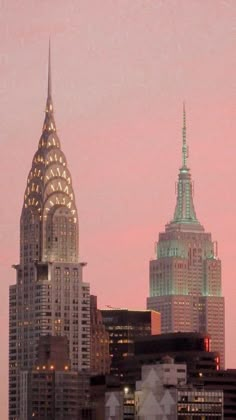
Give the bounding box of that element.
[166,104,204,233]
[21,43,78,263]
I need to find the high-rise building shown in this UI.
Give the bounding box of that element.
[90,295,110,375]
[101,309,161,377]
[147,106,225,367]
[9,47,90,419]
[20,336,90,420]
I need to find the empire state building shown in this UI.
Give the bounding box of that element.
[9,48,90,419]
[147,106,225,367]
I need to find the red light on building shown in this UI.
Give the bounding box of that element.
[204,337,209,352]
[215,356,220,370]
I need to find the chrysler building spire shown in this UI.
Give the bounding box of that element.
[43,40,56,134]
[167,105,203,232]
[48,39,52,99]
[22,45,78,263]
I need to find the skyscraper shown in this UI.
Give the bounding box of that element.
[20,336,90,419]
[101,309,161,378]
[9,47,90,419]
[147,106,225,367]
[90,295,110,375]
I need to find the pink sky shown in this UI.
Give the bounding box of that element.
[1,1,236,417]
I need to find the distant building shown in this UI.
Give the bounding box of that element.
[101,309,160,377]
[36,334,70,370]
[134,332,220,377]
[104,388,135,420]
[9,47,90,419]
[20,335,90,420]
[90,374,122,420]
[147,106,225,367]
[177,388,223,419]
[192,369,236,420]
[90,296,110,375]
[135,359,223,419]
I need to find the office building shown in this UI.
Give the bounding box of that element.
[134,332,220,377]
[147,106,225,366]
[9,47,90,419]
[90,295,110,375]
[101,309,160,377]
[135,359,223,419]
[20,335,90,419]
[193,369,236,420]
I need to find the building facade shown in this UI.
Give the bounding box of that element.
[90,295,110,375]
[135,360,223,419]
[9,49,90,419]
[101,309,160,377]
[20,336,90,419]
[134,332,220,377]
[193,369,236,420]
[147,106,225,367]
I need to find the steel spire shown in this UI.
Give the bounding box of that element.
[167,104,203,231]
[48,39,52,99]
[182,102,188,168]
[46,39,53,114]
[42,40,56,134]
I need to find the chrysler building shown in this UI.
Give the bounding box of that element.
[9,47,90,419]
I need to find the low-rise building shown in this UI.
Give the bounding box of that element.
[134,332,220,377]
[135,358,223,419]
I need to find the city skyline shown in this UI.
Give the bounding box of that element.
[1,1,236,418]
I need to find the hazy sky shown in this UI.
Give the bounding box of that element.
[1,0,236,417]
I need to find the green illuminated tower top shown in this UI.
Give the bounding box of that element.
[166,104,204,232]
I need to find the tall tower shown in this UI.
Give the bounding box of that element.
[147,105,225,367]
[9,47,90,420]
